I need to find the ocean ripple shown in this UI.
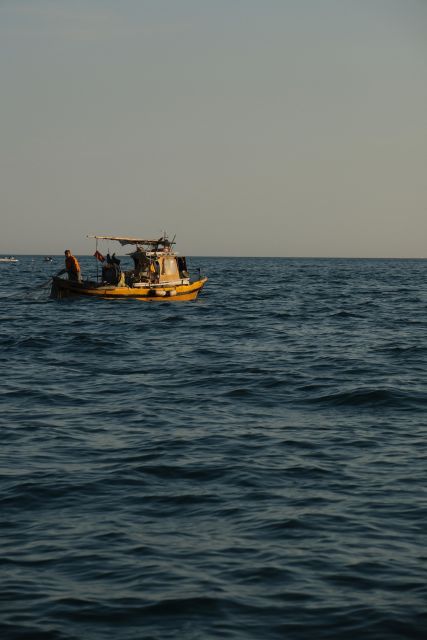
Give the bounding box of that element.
[0,256,426,639]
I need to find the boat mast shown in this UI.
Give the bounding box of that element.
[95,238,99,282]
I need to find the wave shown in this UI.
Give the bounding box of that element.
[308,386,427,408]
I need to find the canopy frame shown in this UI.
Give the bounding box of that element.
[87,234,175,247]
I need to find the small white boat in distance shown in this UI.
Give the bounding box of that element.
[0,256,18,263]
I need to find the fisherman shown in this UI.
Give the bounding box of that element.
[102,252,121,284]
[57,249,82,282]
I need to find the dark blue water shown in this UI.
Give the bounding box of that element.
[1,256,426,640]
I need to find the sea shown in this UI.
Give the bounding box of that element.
[1,255,426,640]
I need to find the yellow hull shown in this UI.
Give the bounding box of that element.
[51,276,207,301]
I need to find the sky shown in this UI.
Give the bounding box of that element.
[1,0,426,257]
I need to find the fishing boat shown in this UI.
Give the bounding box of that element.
[0,256,18,263]
[50,234,207,301]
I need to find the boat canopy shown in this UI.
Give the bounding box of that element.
[87,235,173,247]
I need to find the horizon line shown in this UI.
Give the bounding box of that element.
[3,254,426,260]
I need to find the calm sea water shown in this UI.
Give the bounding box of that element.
[1,256,426,640]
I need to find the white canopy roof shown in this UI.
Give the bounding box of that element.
[87,235,169,246]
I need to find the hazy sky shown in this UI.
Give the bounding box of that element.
[1,0,426,256]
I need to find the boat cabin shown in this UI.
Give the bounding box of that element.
[88,234,189,286]
[131,250,188,283]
